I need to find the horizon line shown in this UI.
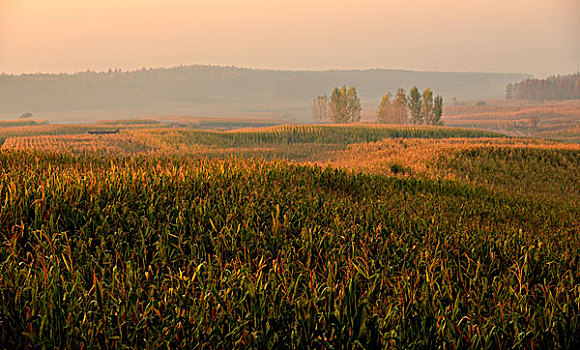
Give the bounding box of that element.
[0,64,536,78]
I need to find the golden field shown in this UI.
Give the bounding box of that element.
[0,121,579,348]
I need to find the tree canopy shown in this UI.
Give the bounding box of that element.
[376,87,442,126]
[408,87,423,125]
[313,86,361,123]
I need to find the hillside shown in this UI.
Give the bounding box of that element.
[0,66,530,123]
[443,99,580,143]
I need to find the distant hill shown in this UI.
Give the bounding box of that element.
[506,72,580,100]
[0,66,530,122]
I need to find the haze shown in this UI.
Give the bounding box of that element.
[1,0,579,77]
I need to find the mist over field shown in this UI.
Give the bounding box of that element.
[0,66,529,123]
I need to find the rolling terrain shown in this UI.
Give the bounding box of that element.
[0,122,579,348]
[443,99,580,143]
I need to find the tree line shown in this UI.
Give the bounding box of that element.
[506,73,580,100]
[312,86,443,125]
[0,65,524,116]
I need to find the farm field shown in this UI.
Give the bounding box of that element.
[0,118,48,128]
[443,99,580,143]
[1,123,502,155]
[1,123,579,348]
[0,122,159,147]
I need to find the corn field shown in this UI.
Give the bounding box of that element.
[0,124,579,348]
[1,134,151,155]
[1,147,579,348]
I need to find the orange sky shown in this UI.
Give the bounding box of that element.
[1,0,578,77]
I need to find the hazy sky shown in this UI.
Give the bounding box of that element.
[1,0,578,77]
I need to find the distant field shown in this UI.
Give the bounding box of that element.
[1,133,152,155]
[0,118,48,128]
[0,122,164,147]
[1,123,503,157]
[1,122,579,348]
[443,99,580,142]
[155,115,284,130]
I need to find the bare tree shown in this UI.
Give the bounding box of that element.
[312,95,329,121]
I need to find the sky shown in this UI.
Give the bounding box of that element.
[1,0,578,78]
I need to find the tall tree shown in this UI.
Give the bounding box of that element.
[422,87,434,125]
[312,95,329,121]
[329,87,348,123]
[329,85,361,123]
[393,88,408,124]
[432,95,443,125]
[377,93,394,123]
[408,87,423,125]
[378,88,410,124]
[346,86,362,123]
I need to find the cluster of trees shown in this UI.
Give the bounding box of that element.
[377,87,443,125]
[312,86,362,123]
[506,73,580,100]
[312,86,443,125]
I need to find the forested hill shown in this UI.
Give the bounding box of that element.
[506,72,580,100]
[0,66,529,121]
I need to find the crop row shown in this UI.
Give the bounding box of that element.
[1,134,151,155]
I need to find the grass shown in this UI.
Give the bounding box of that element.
[0,123,579,348]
